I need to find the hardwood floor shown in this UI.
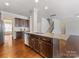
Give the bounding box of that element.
[0,35,42,58]
[2,35,79,58]
[60,35,79,58]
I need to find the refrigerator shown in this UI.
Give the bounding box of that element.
[0,13,4,44]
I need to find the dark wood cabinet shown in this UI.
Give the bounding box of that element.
[25,20,30,27]
[29,35,40,52]
[29,34,53,58]
[29,36,35,48]
[34,38,40,52]
[15,18,30,28]
[16,32,24,39]
[39,39,53,58]
[15,18,24,27]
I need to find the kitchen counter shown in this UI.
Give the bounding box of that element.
[26,32,70,40]
[24,32,79,57]
[24,32,70,57]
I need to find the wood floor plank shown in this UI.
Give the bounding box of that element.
[0,35,42,58]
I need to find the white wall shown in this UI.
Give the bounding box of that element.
[66,20,79,35]
[41,18,64,34]
[41,18,49,33]
[53,19,61,34]
[52,19,79,35]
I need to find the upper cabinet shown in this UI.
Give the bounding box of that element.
[25,20,30,27]
[14,18,30,32]
[15,18,24,27]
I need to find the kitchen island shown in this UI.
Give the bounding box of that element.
[24,32,69,58]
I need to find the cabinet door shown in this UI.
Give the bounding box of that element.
[29,35,35,48]
[40,40,53,58]
[34,38,40,52]
[29,35,40,52]
[15,18,24,27]
[16,32,24,39]
[25,20,29,27]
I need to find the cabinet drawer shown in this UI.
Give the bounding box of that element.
[40,37,53,44]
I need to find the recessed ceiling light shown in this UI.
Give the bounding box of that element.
[35,0,39,3]
[77,16,79,18]
[5,2,10,6]
[45,6,48,10]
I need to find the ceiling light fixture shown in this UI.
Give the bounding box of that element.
[35,0,39,3]
[5,2,10,6]
[45,6,48,10]
[77,15,79,18]
[77,16,79,17]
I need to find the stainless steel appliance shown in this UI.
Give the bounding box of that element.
[0,13,4,44]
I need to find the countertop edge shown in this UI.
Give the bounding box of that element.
[25,32,70,40]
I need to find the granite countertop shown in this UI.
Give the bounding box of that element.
[26,32,70,40]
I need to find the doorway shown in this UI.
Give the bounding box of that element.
[3,19,12,46]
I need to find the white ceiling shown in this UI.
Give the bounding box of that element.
[0,0,79,20]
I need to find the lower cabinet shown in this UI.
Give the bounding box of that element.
[16,31,24,39]
[34,38,40,52]
[29,34,53,58]
[29,35,40,52]
[39,39,53,58]
[29,35,35,49]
